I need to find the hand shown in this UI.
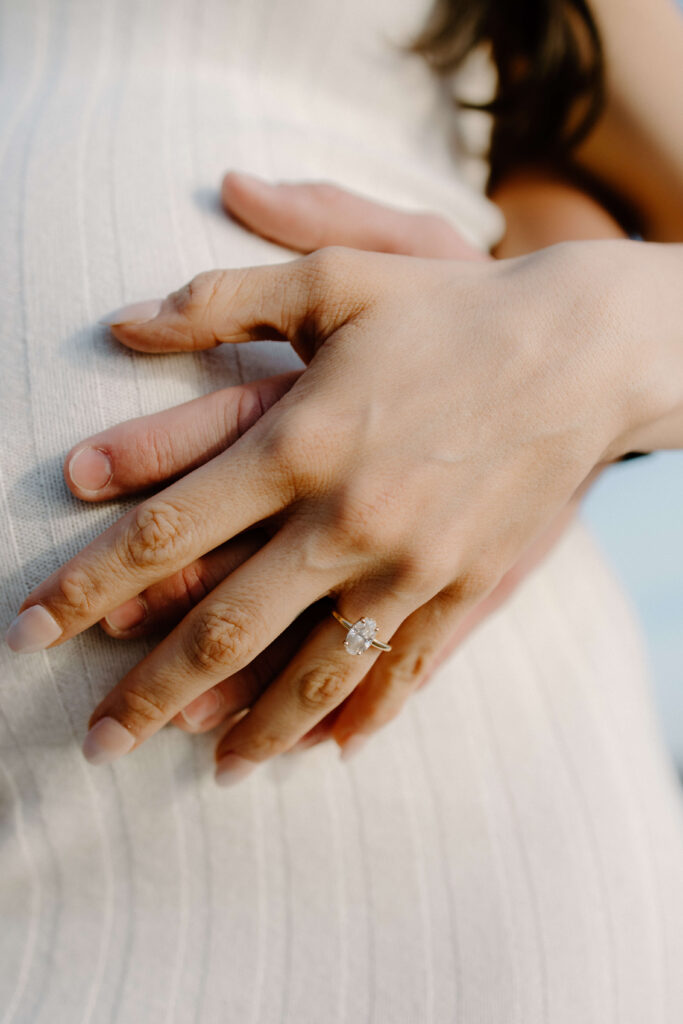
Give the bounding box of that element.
[67,174,497,748]
[5,236,663,785]
[123,174,496,745]
[57,361,594,753]
[74,174,588,753]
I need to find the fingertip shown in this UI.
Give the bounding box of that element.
[222,169,272,199]
[338,733,370,762]
[170,710,221,734]
[106,320,170,353]
[65,446,114,499]
[221,171,281,232]
[98,622,148,642]
[330,711,361,750]
[331,725,350,750]
[98,298,163,327]
[63,449,79,496]
[102,597,148,635]
[169,713,195,732]
[331,707,371,757]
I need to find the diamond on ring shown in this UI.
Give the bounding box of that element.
[344,617,378,655]
[331,610,392,654]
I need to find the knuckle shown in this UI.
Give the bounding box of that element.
[118,684,171,727]
[389,649,430,688]
[54,566,102,617]
[303,244,349,281]
[232,732,283,762]
[261,406,331,496]
[169,269,224,315]
[261,405,305,460]
[296,664,350,713]
[395,547,448,593]
[122,499,195,570]
[285,245,369,352]
[335,515,384,557]
[186,607,252,674]
[333,484,403,557]
[297,245,361,309]
[168,268,263,348]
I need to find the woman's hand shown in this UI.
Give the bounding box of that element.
[6,235,677,783]
[123,174,495,744]
[80,175,497,747]
[60,365,593,750]
[60,175,596,752]
[80,176,493,746]
[73,174,594,752]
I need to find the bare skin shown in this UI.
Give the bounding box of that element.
[4,0,683,779]
[5,228,681,782]
[53,169,626,751]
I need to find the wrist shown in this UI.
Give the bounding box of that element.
[581,239,683,459]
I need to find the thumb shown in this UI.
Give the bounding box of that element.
[98,246,367,361]
[221,171,481,259]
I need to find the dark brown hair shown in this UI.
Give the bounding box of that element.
[406,0,608,192]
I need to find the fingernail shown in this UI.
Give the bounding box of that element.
[67,447,113,492]
[98,298,163,326]
[181,688,222,728]
[104,597,147,632]
[215,752,258,787]
[225,172,276,199]
[82,716,136,765]
[339,733,369,762]
[224,167,266,186]
[5,606,62,653]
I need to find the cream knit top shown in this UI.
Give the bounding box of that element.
[1,1,682,1021]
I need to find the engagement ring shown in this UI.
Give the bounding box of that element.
[331,610,392,655]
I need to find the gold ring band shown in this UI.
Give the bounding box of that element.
[332,609,393,654]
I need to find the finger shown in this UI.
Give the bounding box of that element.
[100,530,266,640]
[210,590,410,786]
[330,498,586,754]
[98,249,362,359]
[181,704,251,740]
[65,371,300,501]
[220,171,468,257]
[170,673,257,735]
[80,524,342,763]
[7,419,289,653]
[283,707,344,753]
[172,600,329,732]
[328,589,470,757]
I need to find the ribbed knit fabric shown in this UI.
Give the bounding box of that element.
[1,1,682,1021]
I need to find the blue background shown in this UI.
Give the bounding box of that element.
[582,452,683,769]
